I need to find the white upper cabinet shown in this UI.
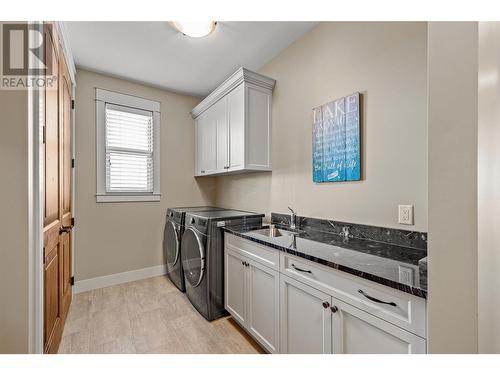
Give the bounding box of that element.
[227,84,245,170]
[195,107,217,175]
[192,67,275,176]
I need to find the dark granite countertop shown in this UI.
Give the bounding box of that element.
[223,224,427,298]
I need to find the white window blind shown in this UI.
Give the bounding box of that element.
[105,104,154,193]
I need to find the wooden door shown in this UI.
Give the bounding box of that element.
[43,25,73,354]
[59,46,73,318]
[247,259,279,353]
[331,297,426,354]
[224,248,247,326]
[279,275,332,354]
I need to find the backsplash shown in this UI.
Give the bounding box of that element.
[271,213,427,250]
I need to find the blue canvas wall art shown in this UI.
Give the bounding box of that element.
[322,98,346,182]
[345,93,361,181]
[312,107,324,182]
[312,92,361,183]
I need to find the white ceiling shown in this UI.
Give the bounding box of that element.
[65,21,317,97]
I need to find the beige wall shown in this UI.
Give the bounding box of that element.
[478,21,500,353]
[427,22,478,353]
[214,22,428,231]
[0,48,30,353]
[74,69,215,281]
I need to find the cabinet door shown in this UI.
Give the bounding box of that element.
[245,85,272,170]
[197,109,217,175]
[194,118,201,175]
[225,248,247,326]
[280,275,332,354]
[227,84,245,170]
[215,98,229,172]
[195,115,206,175]
[331,297,426,354]
[247,260,280,353]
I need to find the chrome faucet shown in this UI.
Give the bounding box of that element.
[288,207,297,230]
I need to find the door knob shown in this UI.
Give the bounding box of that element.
[59,225,72,234]
[330,306,338,313]
[322,301,330,309]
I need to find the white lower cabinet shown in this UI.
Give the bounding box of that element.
[224,246,280,353]
[225,249,247,325]
[280,275,332,354]
[247,258,280,353]
[331,297,426,354]
[224,234,427,354]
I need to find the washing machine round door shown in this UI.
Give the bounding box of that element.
[181,227,205,287]
[163,221,179,269]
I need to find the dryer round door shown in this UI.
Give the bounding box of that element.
[181,227,205,287]
[163,221,180,269]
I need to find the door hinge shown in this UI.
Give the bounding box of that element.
[71,99,75,109]
[71,217,75,227]
[42,126,46,144]
[71,158,75,168]
[70,276,75,286]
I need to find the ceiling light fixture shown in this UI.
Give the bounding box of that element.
[172,21,217,38]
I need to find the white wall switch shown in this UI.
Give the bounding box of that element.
[398,204,414,225]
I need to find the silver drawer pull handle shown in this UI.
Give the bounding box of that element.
[291,264,312,274]
[358,289,397,307]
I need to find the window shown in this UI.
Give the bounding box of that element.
[96,89,160,202]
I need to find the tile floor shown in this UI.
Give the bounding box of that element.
[58,276,265,354]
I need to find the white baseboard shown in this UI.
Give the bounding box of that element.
[73,264,167,294]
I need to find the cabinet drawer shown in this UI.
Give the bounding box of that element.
[280,253,426,338]
[225,233,279,270]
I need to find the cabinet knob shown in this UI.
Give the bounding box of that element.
[322,301,330,309]
[330,306,338,313]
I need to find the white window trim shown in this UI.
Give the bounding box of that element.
[95,88,161,203]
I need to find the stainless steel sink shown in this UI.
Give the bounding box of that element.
[249,227,299,238]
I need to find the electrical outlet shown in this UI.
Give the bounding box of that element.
[399,266,414,285]
[398,204,414,225]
